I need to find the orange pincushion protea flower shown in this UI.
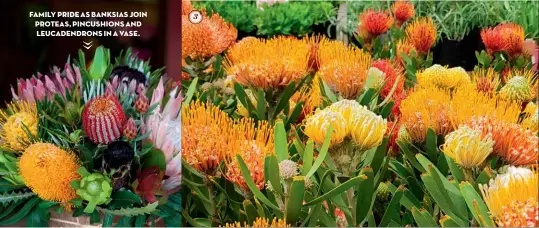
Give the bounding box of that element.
[395,39,417,66]
[304,35,329,72]
[392,0,415,27]
[182,102,234,175]
[481,27,506,54]
[467,116,538,166]
[19,143,81,203]
[400,86,452,142]
[182,11,237,59]
[405,17,437,54]
[225,217,290,227]
[182,0,193,15]
[358,9,393,38]
[497,23,525,57]
[291,75,322,119]
[225,118,274,190]
[471,68,501,95]
[224,37,310,90]
[317,40,372,99]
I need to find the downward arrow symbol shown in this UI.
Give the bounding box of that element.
[83,41,93,49]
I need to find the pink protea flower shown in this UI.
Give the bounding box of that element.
[142,77,182,191]
[123,117,137,140]
[11,64,82,102]
[82,94,126,145]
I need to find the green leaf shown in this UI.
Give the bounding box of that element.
[135,215,147,227]
[234,83,256,114]
[285,176,306,224]
[0,191,35,206]
[459,182,495,227]
[116,216,134,227]
[88,46,108,80]
[26,207,49,227]
[274,81,297,119]
[256,90,266,120]
[265,155,283,196]
[97,202,159,216]
[90,209,101,224]
[183,77,199,105]
[109,191,143,208]
[0,196,40,225]
[321,80,337,103]
[274,121,289,161]
[304,175,367,206]
[397,141,426,173]
[103,214,114,227]
[476,167,494,186]
[359,88,377,106]
[243,200,258,225]
[379,185,405,227]
[379,101,394,118]
[236,155,279,210]
[420,172,467,226]
[355,167,375,225]
[141,149,167,171]
[38,200,58,209]
[302,140,314,176]
[306,125,333,178]
[425,129,438,162]
[411,207,438,227]
[446,155,465,183]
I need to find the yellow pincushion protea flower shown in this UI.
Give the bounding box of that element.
[400,86,453,142]
[304,109,348,146]
[291,75,322,117]
[182,102,234,175]
[225,217,290,227]
[405,17,437,54]
[317,40,372,99]
[18,143,81,203]
[521,102,538,133]
[348,110,387,150]
[326,99,370,125]
[499,70,538,102]
[416,65,471,89]
[224,37,310,90]
[0,101,38,152]
[480,167,538,227]
[225,118,273,190]
[442,126,494,169]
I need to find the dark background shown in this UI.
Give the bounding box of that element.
[0,0,182,105]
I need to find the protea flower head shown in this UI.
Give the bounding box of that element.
[467,116,538,166]
[372,59,405,99]
[143,77,182,190]
[82,94,126,145]
[182,0,193,15]
[279,160,299,180]
[499,76,532,102]
[365,67,386,91]
[135,92,150,114]
[225,119,273,190]
[71,167,112,213]
[18,143,81,203]
[11,64,82,103]
[471,68,501,95]
[123,117,137,140]
[417,65,471,89]
[304,109,348,147]
[405,17,437,54]
[0,101,38,152]
[497,23,525,58]
[481,27,506,54]
[224,36,310,90]
[522,102,538,133]
[392,0,415,27]
[348,108,387,150]
[358,8,393,38]
[225,217,290,227]
[182,10,237,59]
[326,99,370,124]
[317,40,372,99]
[480,167,538,227]
[442,126,494,169]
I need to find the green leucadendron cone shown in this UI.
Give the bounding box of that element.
[71,167,112,213]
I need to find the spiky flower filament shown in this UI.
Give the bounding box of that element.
[0,101,38,152]
[225,217,290,227]
[405,17,437,54]
[182,102,233,175]
[82,95,126,145]
[182,10,237,59]
[501,70,538,102]
[467,116,538,166]
[521,102,538,133]
[442,126,494,169]
[372,59,404,100]
[471,68,501,95]
[481,27,506,54]
[317,40,372,99]
[358,8,393,38]
[18,143,81,203]
[224,36,310,90]
[304,109,348,147]
[291,75,322,117]
[480,168,538,227]
[348,111,387,150]
[416,65,471,89]
[497,23,525,57]
[224,118,273,190]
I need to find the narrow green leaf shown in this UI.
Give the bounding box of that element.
[274,81,297,118]
[459,182,495,227]
[103,214,114,227]
[285,176,306,224]
[234,83,255,112]
[412,207,438,227]
[397,141,426,173]
[256,90,266,120]
[88,46,107,80]
[379,185,405,227]
[97,202,158,216]
[306,125,333,178]
[355,167,374,225]
[183,77,198,105]
[446,155,465,183]
[425,129,438,162]
[135,215,147,227]
[274,121,289,161]
[321,80,337,103]
[359,88,377,106]
[0,196,40,225]
[243,200,258,225]
[440,215,462,227]
[304,175,367,206]
[0,191,35,205]
[265,155,283,196]
[302,140,314,176]
[236,155,279,210]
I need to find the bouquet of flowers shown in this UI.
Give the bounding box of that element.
[0,46,181,226]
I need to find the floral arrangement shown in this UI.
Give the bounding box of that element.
[0,47,181,226]
[181,0,538,227]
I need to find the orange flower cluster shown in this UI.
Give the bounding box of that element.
[224,36,310,90]
[182,11,237,59]
[470,68,501,95]
[358,9,393,40]
[182,0,193,15]
[467,116,538,166]
[316,40,372,99]
[405,17,437,54]
[224,118,274,190]
[481,23,525,57]
[392,0,415,27]
[372,59,406,117]
[291,75,322,120]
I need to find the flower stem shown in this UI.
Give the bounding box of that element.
[347,188,356,226]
